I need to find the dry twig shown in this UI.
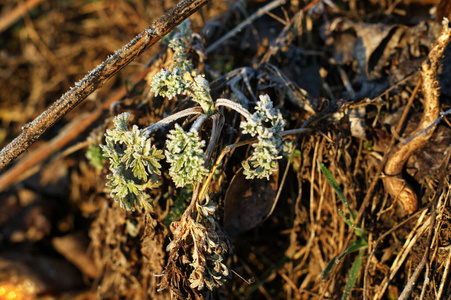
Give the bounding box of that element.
[383,19,451,215]
[0,68,151,191]
[0,0,209,171]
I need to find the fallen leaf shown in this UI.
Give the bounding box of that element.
[223,166,279,237]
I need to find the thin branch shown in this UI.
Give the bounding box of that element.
[204,0,286,55]
[0,67,151,191]
[0,0,209,171]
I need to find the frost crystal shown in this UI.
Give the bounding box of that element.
[165,124,208,187]
[100,113,164,211]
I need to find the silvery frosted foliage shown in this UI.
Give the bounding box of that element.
[240,95,286,179]
[150,68,187,100]
[150,21,192,99]
[165,124,208,188]
[149,21,215,116]
[191,75,214,114]
[169,37,193,71]
[168,20,193,71]
[100,112,164,211]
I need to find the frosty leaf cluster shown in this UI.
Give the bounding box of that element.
[150,68,187,100]
[100,113,164,211]
[150,23,191,99]
[240,95,286,179]
[165,124,208,188]
[191,75,214,114]
[149,22,214,115]
[169,38,193,71]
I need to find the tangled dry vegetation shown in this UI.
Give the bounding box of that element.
[1,0,451,299]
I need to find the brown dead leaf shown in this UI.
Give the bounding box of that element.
[333,20,403,79]
[223,166,279,238]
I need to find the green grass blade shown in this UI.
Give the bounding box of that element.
[321,238,368,279]
[320,163,355,220]
[338,210,366,237]
[341,248,365,300]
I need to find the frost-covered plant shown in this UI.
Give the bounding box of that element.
[100,112,164,211]
[102,21,287,209]
[100,20,289,296]
[240,94,286,179]
[169,37,193,71]
[165,124,208,188]
[150,20,214,115]
[150,68,188,100]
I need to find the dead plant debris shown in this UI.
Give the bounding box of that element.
[1,0,451,299]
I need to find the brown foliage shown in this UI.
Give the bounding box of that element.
[2,1,451,299]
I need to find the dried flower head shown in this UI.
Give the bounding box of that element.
[160,196,230,297]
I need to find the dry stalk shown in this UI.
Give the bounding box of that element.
[362,209,425,300]
[397,147,451,299]
[437,227,451,298]
[0,0,209,171]
[373,211,430,299]
[382,19,451,215]
[204,0,287,55]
